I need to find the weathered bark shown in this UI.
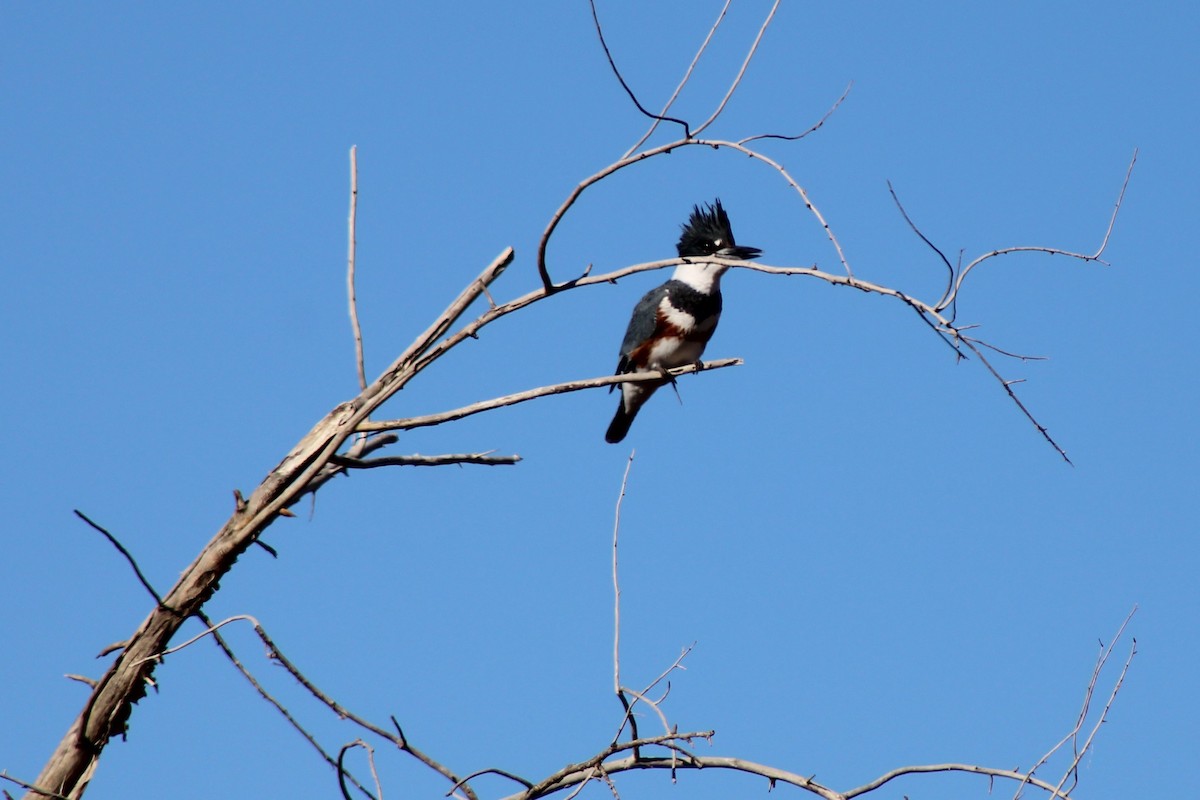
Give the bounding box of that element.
[26,249,513,799]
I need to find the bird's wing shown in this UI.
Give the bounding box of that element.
[615,283,671,374]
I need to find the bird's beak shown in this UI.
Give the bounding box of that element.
[719,245,762,260]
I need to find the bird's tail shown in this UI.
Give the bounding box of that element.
[605,382,657,443]
[605,401,637,444]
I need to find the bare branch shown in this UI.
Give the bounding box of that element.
[614,450,633,695]
[348,145,367,392]
[938,148,1137,312]
[194,610,375,799]
[1043,607,1138,799]
[73,510,165,608]
[502,744,842,800]
[623,1,732,157]
[844,762,1069,800]
[954,335,1072,464]
[390,717,478,800]
[0,773,69,800]
[886,179,955,311]
[132,615,261,667]
[961,335,1047,362]
[588,0,691,140]
[692,0,781,138]
[738,81,854,145]
[64,675,98,689]
[330,452,521,468]
[449,769,534,795]
[358,359,743,433]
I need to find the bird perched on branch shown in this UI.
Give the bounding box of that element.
[605,199,761,443]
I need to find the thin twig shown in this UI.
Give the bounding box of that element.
[692,0,781,138]
[843,762,1069,800]
[195,610,376,799]
[954,334,1072,464]
[738,81,854,144]
[1044,607,1138,799]
[614,645,693,745]
[611,452,636,751]
[132,615,261,667]
[73,510,165,608]
[0,772,70,800]
[612,451,634,695]
[448,769,534,795]
[391,717,478,800]
[623,0,731,157]
[348,145,367,392]
[938,148,1137,312]
[588,0,691,140]
[886,179,955,311]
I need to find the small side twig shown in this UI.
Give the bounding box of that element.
[738,81,854,144]
[886,179,955,314]
[0,772,70,800]
[338,740,383,800]
[73,510,165,608]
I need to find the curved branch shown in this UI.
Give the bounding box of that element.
[588,0,691,140]
[937,148,1137,312]
[843,762,1067,800]
[505,753,841,800]
[738,81,854,145]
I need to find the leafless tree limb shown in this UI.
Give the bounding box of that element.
[937,148,1137,314]
[692,0,781,138]
[72,510,164,608]
[623,0,732,157]
[193,610,376,799]
[0,774,67,800]
[330,452,521,468]
[738,81,854,145]
[348,145,366,392]
[611,451,636,748]
[587,0,691,139]
[1038,607,1138,799]
[844,762,1070,800]
[358,359,742,434]
[448,769,534,795]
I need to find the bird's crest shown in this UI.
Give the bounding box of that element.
[677,198,737,257]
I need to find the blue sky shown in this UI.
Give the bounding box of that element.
[2,3,1195,799]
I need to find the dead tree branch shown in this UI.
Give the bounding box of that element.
[72,511,164,608]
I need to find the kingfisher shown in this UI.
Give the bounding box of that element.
[605,199,761,443]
